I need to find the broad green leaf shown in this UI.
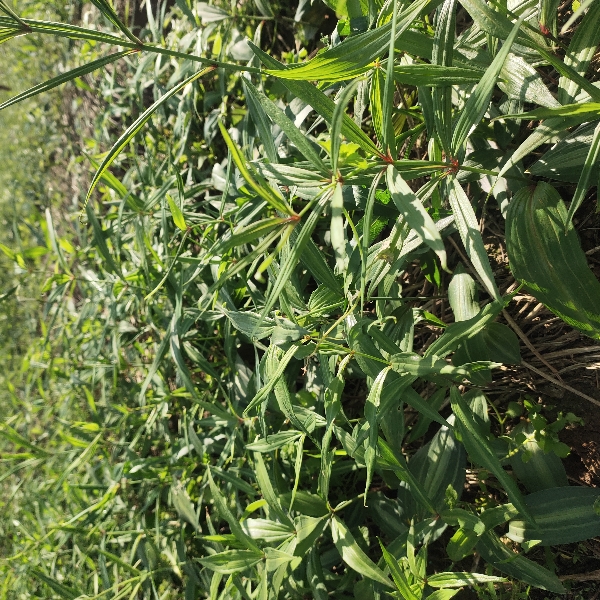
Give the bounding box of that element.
[197,549,263,574]
[331,516,394,588]
[245,343,300,416]
[294,515,329,557]
[506,182,600,339]
[448,178,501,302]
[307,548,329,600]
[331,80,362,175]
[507,487,600,546]
[387,165,447,271]
[172,485,199,529]
[265,547,300,572]
[253,453,293,526]
[448,263,479,322]
[499,54,560,109]
[446,528,480,562]
[280,491,328,517]
[258,193,330,327]
[378,438,436,514]
[86,66,215,207]
[450,387,535,524]
[476,531,565,593]
[451,15,523,153]
[0,51,133,112]
[529,120,600,183]
[243,79,278,164]
[207,468,261,553]
[399,420,465,518]
[510,431,568,493]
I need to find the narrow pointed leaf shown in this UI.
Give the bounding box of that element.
[451,15,523,153]
[86,66,215,207]
[265,0,431,82]
[448,178,501,302]
[450,387,535,524]
[331,516,394,588]
[387,165,447,271]
[207,468,261,552]
[566,120,600,227]
[243,80,327,174]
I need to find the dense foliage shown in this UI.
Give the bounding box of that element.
[1,0,600,598]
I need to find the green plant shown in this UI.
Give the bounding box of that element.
[2,0,600,598]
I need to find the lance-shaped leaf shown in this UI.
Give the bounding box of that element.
[0,0,29,27]
[432,0,457,157]
[448,178,501,302]
[249,41,380,157]
[507,486,600,546]
[0,51,133,112]
[450,387,535,524]
[197,549,263,574]
[364,367,392,501]
[331,516,394,588]
[386,165,447,271]
[451,15,523,153]
[379,541,419,600]
[559,0,600,103]
[506,182,600,339]
[500,102,600,121]
[566,120,600,227]
[219,121,294,216]
[265,0,431,82]
[246,431,303,452]
[476,531,565,593]
[207,468,261,553]
[425,301,503,358]
[330,183,347,272]
[258,193,330,327]
[243,80,327,174]
[86,66,215,208]
[89,0,142,44]
[427,573,506,588]
[394,64,482,86]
